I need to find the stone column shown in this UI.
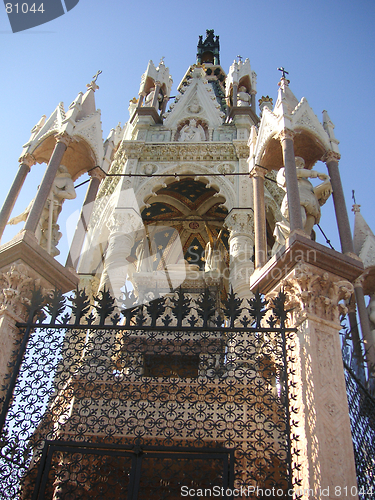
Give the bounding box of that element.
[280,264,358,499]
[138,92,145,108]
[151,82,161,110]
[250,237,362,499]
[279,130,303,231]
[24,133,71,234]
[0,154,35,241]
[98,210,143,304]
[347,294,366,375]
[250,89,256,110]
[354,277,375,370]
[324,151,354,254]
[232,83,238,107]
[66,168,104,270]
[250,165,267,268]
[226,211,254,299]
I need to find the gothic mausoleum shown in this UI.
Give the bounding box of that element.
[0,30,374,499]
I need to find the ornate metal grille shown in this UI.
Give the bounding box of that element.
[0,287,297,499]
[344,363,375,497]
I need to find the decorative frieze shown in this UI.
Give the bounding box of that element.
[232,140,250,159]
[138,143,238,162]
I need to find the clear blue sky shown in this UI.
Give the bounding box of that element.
[1,0,374,262]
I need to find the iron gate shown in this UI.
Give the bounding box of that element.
[33,441,234,499]
[0,287,297,499]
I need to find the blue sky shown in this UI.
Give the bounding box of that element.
[0,0,374,262]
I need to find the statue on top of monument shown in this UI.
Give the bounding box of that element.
[144,86,164,110]
[272,157,332,254]
[237,86,251,106]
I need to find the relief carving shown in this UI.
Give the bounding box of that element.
[0,264,40,320]
[280,263,353,325]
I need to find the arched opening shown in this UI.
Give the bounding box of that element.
[129,178,229,287]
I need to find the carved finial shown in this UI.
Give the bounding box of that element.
[92,70,102,83]
[86,70,102,91]
[277,67,289,79]
[352,191,361,213]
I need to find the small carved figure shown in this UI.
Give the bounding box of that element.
[144,87,163,110]
[8,165,76,256]
[179,119,205,142]
[188,97,202,114]
[135,237,153,273]
[272,157,332,254]
[237,86,251,106]
[204,223,225,275]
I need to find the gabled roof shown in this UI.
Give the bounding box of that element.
[163,67,225,130]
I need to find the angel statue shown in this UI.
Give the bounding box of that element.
[272,157,332,254]
[8,165,76,256]
[204,223,225,276]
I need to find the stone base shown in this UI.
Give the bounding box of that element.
[250,230,363,294]
[0,230,79,293]
[228,105,259,124]
[130,107,162,124]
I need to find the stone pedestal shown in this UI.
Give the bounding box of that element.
[0,230,78,407]
[250,232,363,499]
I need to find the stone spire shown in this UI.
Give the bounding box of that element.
[75,71,101,121]
[352,203,375,268]
[197,29,220,65]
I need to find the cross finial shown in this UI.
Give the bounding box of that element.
[277,67,289,79]
[159,56,165,64]
[237,55,243,62]
[92,70,102,83]
[352,190,356,204]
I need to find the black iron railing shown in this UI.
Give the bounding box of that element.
[0,287,297,499]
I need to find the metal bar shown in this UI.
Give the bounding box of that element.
[31,440,50,500]
[74,178,90,189]
[15,322,297,333]
[35,443,56,500]
[280,322,294,499]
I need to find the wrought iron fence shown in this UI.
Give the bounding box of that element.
[0,286,297,499]
[344,363,375,498]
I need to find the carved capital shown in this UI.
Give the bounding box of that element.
[280,263,353,325]
[226,211,254,237]
[55,131,72,147]
[106,210,143,235]
[277,129,295,142]
[89,166,106,181]
[18,153,36,168]
[249,165,267,179]
[322,150,341,164]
